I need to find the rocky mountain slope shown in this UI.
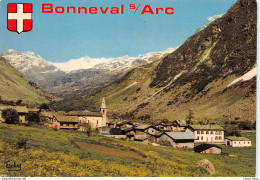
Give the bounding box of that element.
[48,48,176,98]
[0,57,55,105]
[80,0,256,123]
[0,48,176,98]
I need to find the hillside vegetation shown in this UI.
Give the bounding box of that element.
[66,0,256,123]
[0,123,256,177]
[0,57,56,105]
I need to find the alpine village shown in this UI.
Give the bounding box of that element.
[0,0,256,177]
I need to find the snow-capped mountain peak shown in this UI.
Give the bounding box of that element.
[0,47,177,98]
[51,56,110,73]
[51,47,177,73]
[195,14,225,33]
[1,46,176,74]
[0,49,58,73]
[5,49,19,53]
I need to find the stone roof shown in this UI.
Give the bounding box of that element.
[174,120,188,126]
[135,124,151,130]
[28,107,39,112]
[40,111,79,122]
[165,132,196,140]
[155,131,164,136]
[109,128,123,135]
[54,114,79,122]
[66,111,102,117]
[226,136,251,141]
[189,125,224,130]
[101,131,110,135]
[122,127,134,132]
[40,111,56,117]
[0,105,29,113]
[194,144,222,152]
[152,122,165,126]
[134,135,148,140]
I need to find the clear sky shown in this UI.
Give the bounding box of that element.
[0,0,237,62]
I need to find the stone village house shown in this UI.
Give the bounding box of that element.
[41,111,78,130]
[55,115,79,130]
[111,122,228,150]
[194,144,223,154]
[119,123,195,147]
[159,132,197,149]
[0,105,38,125]
[40,110,60,128]
[121,124,164,144]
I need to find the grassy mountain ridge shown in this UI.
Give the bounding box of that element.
[52,0,256,124]
[0,57,55,105]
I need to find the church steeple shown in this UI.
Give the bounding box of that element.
[100,97,107,126]
[100,97,106,109]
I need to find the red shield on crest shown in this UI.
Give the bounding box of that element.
[7,3,33,34]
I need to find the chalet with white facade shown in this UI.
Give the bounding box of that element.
[225,136,252,147]
[186,125,225,143]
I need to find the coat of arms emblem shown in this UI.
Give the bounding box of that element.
[7,3,33,34]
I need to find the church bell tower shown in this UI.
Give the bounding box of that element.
[100,97,107,126]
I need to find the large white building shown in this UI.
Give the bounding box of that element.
[186,125,225,143]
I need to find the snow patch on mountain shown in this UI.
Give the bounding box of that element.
[228,67,257,87]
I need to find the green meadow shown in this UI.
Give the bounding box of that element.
[0,123,256,177]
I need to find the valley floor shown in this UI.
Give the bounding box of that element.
[0,123,256,177]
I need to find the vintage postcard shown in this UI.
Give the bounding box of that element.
[0,0,257,177]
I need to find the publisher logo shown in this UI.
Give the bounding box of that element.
[5,160,22,171]
[7,3,33,34]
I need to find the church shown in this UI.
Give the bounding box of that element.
[67,97,107,129]
[43,97,107,130]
